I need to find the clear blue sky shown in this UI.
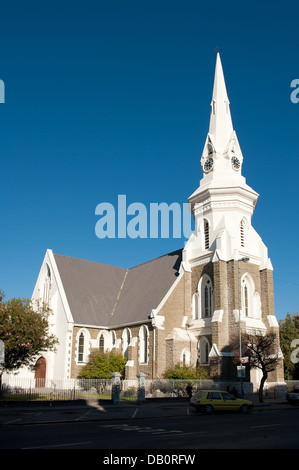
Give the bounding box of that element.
[0,0,298,321]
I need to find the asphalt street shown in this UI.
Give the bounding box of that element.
[0,398,298,451]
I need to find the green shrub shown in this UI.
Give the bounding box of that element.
[78,350,127,379]
[162,363,209,380]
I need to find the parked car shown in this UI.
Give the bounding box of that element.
[286,388,299,405]
[189,390,253,414]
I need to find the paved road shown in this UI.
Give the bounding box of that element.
[0,399,298,450]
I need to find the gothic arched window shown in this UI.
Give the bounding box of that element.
[43,264,51,305]
[193,275,214,320]
[139,325,149,364]
[202,276,213,318]
[122,328,131,360]
[78,332,85,363]
[241,274,254,318]
[199,337,210,365]
[192,292,199,320]
[99,333,105,353]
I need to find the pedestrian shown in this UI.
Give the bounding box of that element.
[186,382,193,400]
[232,387,238,397]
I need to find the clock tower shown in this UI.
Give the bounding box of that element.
[183,53,284,390]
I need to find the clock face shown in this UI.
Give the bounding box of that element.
[204,157,214,172]
[231,156,240,170]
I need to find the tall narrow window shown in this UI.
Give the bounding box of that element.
[123,328,131,360]
[192,292,199,319]
[78,332,84,363]
[204,219,210,250]
[202,278,213,318]
[241,274,255,318]
[244,285,249,317]
[99,334,105,353]
[240,220,245,247]
[111,331,116,348]
[199,338,210,365]
[204,285,209,317]
[43,264,51,305]
[139,325,148,364]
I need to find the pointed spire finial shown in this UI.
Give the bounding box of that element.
[209,52,233,154]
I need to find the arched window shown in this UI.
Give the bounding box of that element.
[180,348,190,366]
[192,292,199,320]
[99,333,105,353]
[111,330,116,348]
[77,329,90,364]
[78,332,85,363]
[122,328,131,360]
[43,264,51,305]
[240,220,245,247]
[241,273,262,320]
[241,274,254,318]
[202,276,213,318]
[194,275,214,319]
[139,325,148,364]
[199,337,210,365]
[204,219,210,250]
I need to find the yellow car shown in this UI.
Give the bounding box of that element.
[190,390,253,414]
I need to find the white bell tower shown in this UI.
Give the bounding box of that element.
[184,52,272,272]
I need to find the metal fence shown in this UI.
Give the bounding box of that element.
[0,378,113,401]
[0,376,253,402]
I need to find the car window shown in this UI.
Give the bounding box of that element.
[207,392,221,400]
[221,392,235,400]
[193,390,205,399]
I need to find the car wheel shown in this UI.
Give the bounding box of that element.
[240,404,249,414]
[204,404,213,414]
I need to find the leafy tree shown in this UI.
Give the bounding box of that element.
[279,313,299,380]
[78,350,127,379]
[0,290,58,385]
[162,363,209,380]
[230,331,281,402]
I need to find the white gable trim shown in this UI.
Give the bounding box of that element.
[47,249,74,325]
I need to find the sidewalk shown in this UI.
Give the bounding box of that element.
[0,396,295,426]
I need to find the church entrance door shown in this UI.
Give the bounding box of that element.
[35,357,46,388]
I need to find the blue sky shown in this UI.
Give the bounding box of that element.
[0,0,298,321]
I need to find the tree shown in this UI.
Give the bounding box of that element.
[230,331,281,403]
[78,350,127,379]
[0,290,58,386]
[279,313,299,380]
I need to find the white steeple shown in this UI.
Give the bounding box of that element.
[199,52,244,185]
[184,52,271,271]
[209,52,233,154]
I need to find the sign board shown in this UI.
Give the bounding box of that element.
[237,365,246,378]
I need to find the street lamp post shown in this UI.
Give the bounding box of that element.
[238,257,249,397]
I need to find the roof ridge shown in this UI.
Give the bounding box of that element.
[53,253,127,271]
[109,268,129,321]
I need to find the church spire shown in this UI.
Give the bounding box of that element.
[209,52,233,154]
[200,52,243,178]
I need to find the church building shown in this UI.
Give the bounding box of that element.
[28,53,284,390]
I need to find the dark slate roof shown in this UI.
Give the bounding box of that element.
[54,249,182,327]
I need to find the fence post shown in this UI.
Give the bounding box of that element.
[111,372,121,405]
[137,372,146,403]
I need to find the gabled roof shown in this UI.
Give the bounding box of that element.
[53,249,182,328]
